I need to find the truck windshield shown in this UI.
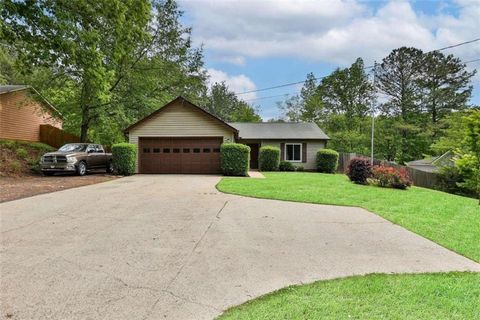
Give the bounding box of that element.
[58,144,87,152]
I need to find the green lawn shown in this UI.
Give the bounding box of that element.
[218,272,480,320]
[217,172,480,262]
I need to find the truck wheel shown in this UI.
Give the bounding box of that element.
[77,161,87,176]
[43,172,55,176]
[106,161,114,173]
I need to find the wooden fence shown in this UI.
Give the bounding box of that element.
[338,152,438,189]
[39,124,81,149]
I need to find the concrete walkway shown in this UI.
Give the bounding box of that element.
[1,175,479,320]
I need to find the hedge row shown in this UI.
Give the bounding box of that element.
[259,146,280,171]
[221,143,250,176]
[316,149,339,173]
[112,143,137,175]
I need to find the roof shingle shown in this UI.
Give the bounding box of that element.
[228,122,329,140]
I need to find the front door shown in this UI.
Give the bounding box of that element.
[247,144,259,169]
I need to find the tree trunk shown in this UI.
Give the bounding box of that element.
[80,106,90,142]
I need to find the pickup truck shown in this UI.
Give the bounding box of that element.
[41,143,113,176]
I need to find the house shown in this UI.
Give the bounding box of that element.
[406,151,454,173]
[125,96,329,174]
[0,85,63,142]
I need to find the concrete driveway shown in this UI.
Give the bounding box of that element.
[1,175,479,319]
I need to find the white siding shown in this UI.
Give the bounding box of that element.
[128,101,235,172]
[261,140,326,170]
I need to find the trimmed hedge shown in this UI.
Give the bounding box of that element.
[221,143,250,176]
[279,161,295,171]
[259,146,280,171]
[316,149,339,173]
[112,143,137,176]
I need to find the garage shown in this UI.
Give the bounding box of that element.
[124,97,238,174]
[139,137,223,174]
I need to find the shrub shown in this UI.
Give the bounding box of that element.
[112,143,137,175]
[259,146,280,171]
[27,157,42,174]
[8,160,22,174]
[316,149,339,173]
[279,161,295,171]
[221,143,250,176]
[296,165,304,172]
[369,165,412,190]
[16,147,28,160]
[455,154,479,198]
[347,158,372,184]
[0,140,17,149]
[435,166,471,196]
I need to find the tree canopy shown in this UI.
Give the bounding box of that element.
[1,0,260,144]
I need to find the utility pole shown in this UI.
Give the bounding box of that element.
[370,61,377,166]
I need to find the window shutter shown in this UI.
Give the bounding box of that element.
[302,143,307,163]
[280,143,285,161]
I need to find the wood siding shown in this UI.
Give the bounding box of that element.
[0,91,62,142]
[261,140,326,170]
[128,100,235,172]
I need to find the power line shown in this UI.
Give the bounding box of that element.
[464,58,480,64]
[235,37,480,96]
[244,56,480,102]
[244,93,294,102]
[435,38,480,52]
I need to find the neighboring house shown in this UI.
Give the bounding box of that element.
[0,85,63,142]
[125,96,329,174]
[406,151,454,173]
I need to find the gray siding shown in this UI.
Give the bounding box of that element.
[261,140,326,170]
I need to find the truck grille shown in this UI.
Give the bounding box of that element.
[43,155,67,163]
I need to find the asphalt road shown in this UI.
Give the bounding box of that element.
[1,175,479,319]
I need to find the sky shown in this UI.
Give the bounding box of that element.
[178,0,480,120]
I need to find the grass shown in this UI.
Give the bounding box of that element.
[218,272,480,320]
[0,139,54,176]
[217,172,480,262]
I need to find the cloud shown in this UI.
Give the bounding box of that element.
[213,55,247,66]
[207,68,257,100]
[181,0,480,66]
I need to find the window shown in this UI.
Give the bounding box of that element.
[193,148,200,153]
[95,145,104,153]
[143,148,150,153]
[203,148,210,153]
[153,148,160,153]
[285,143,302,162]
[183,148,190,153]
[163,148,170,153]
[87,145,96,153]
[173,148,180,153]
[213,148,220,153]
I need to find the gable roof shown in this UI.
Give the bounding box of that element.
[407,151,454,173]
[229,122,330,140]
[124,96,239,134]
[0,85,29,94]
[0,85,63,119]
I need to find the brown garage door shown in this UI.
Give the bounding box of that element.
[139,137,223,174]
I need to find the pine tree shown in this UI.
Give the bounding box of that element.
[375,47,424,122]
[418,51,475,125]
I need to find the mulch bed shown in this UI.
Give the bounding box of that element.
[0,172,119,203]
